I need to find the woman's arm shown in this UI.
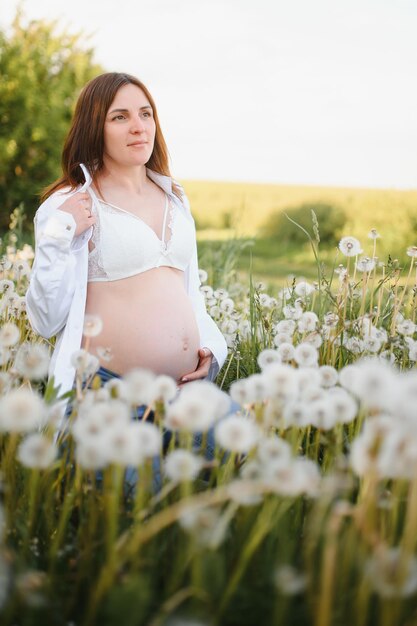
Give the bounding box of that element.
[179,187,228,380]
[26,190,93,338]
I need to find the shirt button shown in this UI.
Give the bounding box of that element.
[66,225,71,231]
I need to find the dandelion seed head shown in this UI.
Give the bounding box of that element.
[17,433,57,469]
[328,388,358,424]
[298,311,319,334]
[147,375,178,404]
[229,378,252,406]
[356,256,376,273]
[262,362,299,401]
[124,368,156,405]
[397,319,416,336]
[257,436,292,467]
[274,319,296,335]
[293,342,319,368]
[282,399,309,428]
[283,304,303,321]
[366,547,417,598]
[14,342,50,381]
[130,421,162,459]
[273,332,293,347]
[215,415,260,453]
[75,440,108,470]
[406,246,417,258]
[165,449,203,482]
[319,365,339,388]
[276,342,295,363]
[294,281,315,298]
[338,236,363,257]
[71,349,99,379]
[0,388,45,432]
[275,565,307,595]
[0,279,14,294]
[0,322,20,347]
[83,314,103,337]
[96,346,113,362]
[257,349,281,370]
[198,268,208,283]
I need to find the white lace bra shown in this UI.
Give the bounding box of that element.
[87,188,195,282]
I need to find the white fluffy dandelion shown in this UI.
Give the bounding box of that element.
[356,256,376,273]
[319,365,339,388]
[103,423,143,466]
[147,375,178,405]
[131,421,162,459]
[262,362,299,402]
[273,332,293,347]
[0,348,11,366]
[338,236,363,257]
[0,388,45,432]
[124,368,156,405]
[96,346,113,362]
[257,436,292,468]
[14,342,50,380]
[366,547,417,598]
[215,415,259,453]
[275,565,307,595]
[274,319,296,336]
[294,281,315,298]
[406,246,417,258]
[164,395,208,431]
[83,314,103,337]
[17,433,57,469]
[229,378,252,406]
[71,349,99,380]
[293,343,319,368]
[397,319,416,336]
[165,449,203,482]
[75,440,108,470]
[368,229,380,240]
[298,311,319,333]
[0,322,20,347]
[257,349,281,370]
[276,342,295,363]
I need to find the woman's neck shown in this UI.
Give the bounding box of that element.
[98,162,150,195]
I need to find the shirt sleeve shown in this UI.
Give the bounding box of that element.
[26,191,92,339]
[178,185,228,380]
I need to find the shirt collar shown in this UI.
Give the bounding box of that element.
[79,163,173,196]
[146,167,173,195]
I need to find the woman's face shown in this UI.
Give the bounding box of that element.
[103,83,156,168]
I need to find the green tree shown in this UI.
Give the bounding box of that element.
[259,201,347,246]
[0,9,103,229]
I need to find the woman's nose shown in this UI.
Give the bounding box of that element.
[130,116,146,133]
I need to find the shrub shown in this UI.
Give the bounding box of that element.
[259,202,347,245]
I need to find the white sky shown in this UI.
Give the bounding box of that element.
[2,0,417,188]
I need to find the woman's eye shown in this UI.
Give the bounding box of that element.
[112,115,126,121]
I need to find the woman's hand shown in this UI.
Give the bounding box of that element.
[178,347,213,387]
[58,192,96,237]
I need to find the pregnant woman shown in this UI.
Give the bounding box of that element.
[26,72,227,403]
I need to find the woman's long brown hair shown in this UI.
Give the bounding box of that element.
[41,72,182,202]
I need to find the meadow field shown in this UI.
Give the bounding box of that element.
[2,185,417,625]
[184,180,417,288]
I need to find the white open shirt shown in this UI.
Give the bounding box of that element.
[26,164,227,401]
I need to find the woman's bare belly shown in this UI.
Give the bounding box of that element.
[82,268,200,382]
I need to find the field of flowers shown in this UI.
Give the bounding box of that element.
[2,208,417,625]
